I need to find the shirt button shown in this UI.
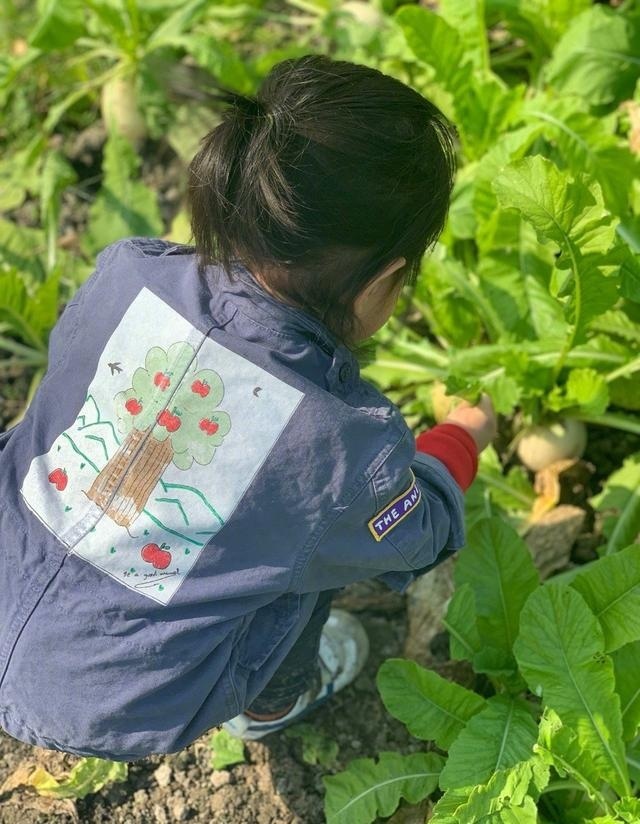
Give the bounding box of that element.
[338,363,352,383]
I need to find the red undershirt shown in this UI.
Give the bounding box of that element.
[415,423,479,492]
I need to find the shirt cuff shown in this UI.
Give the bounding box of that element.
[414,423,479,491]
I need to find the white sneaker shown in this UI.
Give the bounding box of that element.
[222,608,370,740]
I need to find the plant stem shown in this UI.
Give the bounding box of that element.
[572,412,640,436]
[606,356,640,383]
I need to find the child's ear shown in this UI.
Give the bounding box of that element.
[354,257,406,305]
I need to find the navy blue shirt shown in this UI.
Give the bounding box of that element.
[0,238,466,760]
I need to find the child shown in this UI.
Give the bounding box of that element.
[0,54,496,759]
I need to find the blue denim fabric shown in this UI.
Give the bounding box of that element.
[246,587,340,713]
[0,237,467,760]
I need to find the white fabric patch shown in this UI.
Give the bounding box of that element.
[20,287,304,604]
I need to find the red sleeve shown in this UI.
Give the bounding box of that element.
[415,423,479,492]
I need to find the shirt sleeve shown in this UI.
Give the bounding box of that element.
[291,426,468,595]
[415,423,479,491]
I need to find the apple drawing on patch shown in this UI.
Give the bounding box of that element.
[141,542,172,569]
[48,468,68,491]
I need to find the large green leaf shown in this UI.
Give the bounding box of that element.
[0,268,59,351]
[437,0,489,72]
[586,798,640,824]
[431,757,548,823]
[323,751,444,824]
[394,5,523,159]
[439,695,538,790]
[29,0,86,50]
[513,584,630,797]
[570,544,640,652]
[472,123,545,252]
[611,641,640,742]
[443,582,481,662]
[536,707,613,806]
[376,659,485,748]
[493,155,616,257]
[543,5,640,106]
[522,93,640,218]
[85,132,163,254]
[493,156,620,346]
[589,454,640,556]
[546,367,610,416]
[453,517,539,678]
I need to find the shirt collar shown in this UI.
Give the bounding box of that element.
[220,259,360,394]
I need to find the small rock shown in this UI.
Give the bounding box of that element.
[210,769,231,789]
[523,505,586,579]
[153,762,172,788]
[403,555,456,668]
[152,803,169,824]
[133,789,148,806]
[171,797,188,821]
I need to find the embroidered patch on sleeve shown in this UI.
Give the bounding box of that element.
[367,471,421,542]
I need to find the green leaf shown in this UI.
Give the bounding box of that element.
[30,757,127,799]
[29,0,86,50]
[443,582,481,662]
[283,723,339,767]
[589,453,640,556]
[611,641,640,741]
[40,151,77,227]
[535,707,612,806]
[376,658,485,748]
[84,132,163,255]
[394,6,523,159]
[323,751,443,824]
[437,0,489,72]
[522,93,640,218]
[453,517,539,679]
[439,695,538,790]
[546,367,609,416]
[570,544,640,652]
[544,5,640,106]
[431,758,547,823]
[493,155,616,257]
[513,583,630,797]
[208,729,245,770]
[492,156,619,345]
[0,218,46,282]
[0,268,58,350]
[146,0,211,51]
[0,136,46,211]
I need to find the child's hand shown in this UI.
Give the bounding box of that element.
[443,393,497,453]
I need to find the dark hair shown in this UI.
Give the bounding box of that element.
[187,53,458,346]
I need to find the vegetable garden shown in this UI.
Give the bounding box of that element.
[1,0,640,822]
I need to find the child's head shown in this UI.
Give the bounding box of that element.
[188,54,457,346]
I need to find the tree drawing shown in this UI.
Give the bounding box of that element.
[85,341,231,527]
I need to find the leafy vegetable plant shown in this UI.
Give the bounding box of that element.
[323,513,640,823]
[361,0,640,470]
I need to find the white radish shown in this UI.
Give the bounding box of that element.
[516,418,587,472]
[101,74,147,143]
[431,380,466,424]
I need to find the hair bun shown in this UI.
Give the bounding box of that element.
[231,93,265,119]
